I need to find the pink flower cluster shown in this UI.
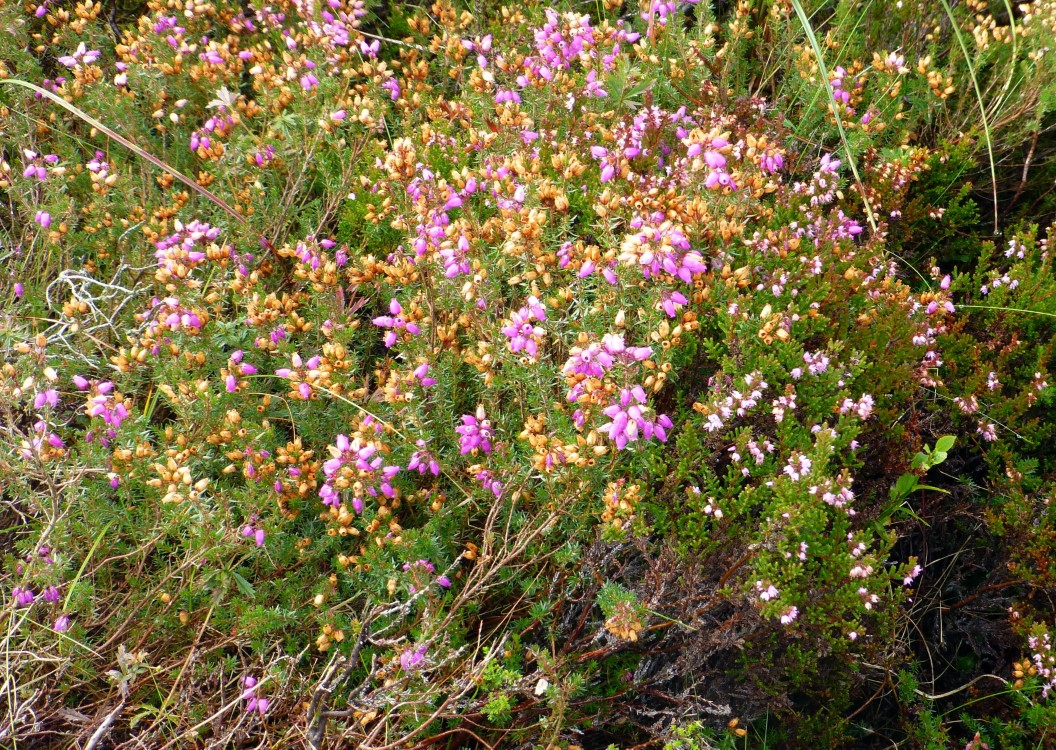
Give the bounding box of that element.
[756,580,779,601]
[1027,630,1056,698]
[829,66,857,116]
[275,352,319,399]
[839,394,875,420]
[142,296,203,336]
[85,382,130,436]
[373,298,421,348]
[810,475,857,514]
[225,350,258,393]
[456,408,493,455]
[294,0,367,63]
[698,372,769,433]
[598,386,673,450]
[154,219,223,275]
[501,296,547,358]
[241,524,266,546]
[400,644,428,672]
[640,0,701,28]
[563,334,652,394]
[402,559,452,593]
[190,109,235,152]
[320,432,400,512]
[619,214,707,283]
[686,136,737,190]
[57,42,100,68]
[241,675,269,715]
[407,440,440,476]
[22,150,58,181]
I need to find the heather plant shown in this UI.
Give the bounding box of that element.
[2,0,1056,748]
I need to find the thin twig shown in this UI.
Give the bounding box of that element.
[84,700,125,750]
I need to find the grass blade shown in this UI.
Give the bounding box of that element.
[788,0,877,234]
[0,78,271,247]
[938,0,1000,235]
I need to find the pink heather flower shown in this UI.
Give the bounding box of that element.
[849,564,874,579]
[13,586,35,607]
[242,675,269,715]
[34,389,59,409]
[408,440,440,476]
[412,363,436,388]
[495,88,522,104]
[659,290,687,318]
[84,385,129,432]
[803,350,830,376]
[780,606,799,625]
[783,454,812,481]
[42,585,61,603]
[940,274,952,290]
[57,43,100,68]
[403,559,435,575]
[358,39,380,57]
[501,301,546,357]
[597,386,672,450]
[381,78,400,100]
[475,468,503,497]
[903,564,923,586]
[704,169,736,191]
[242,525,266,546]
[839,394,874,420]
[72,375,89,390]
[35,210,52,228]
[437,576,452,588]
[977,421,998,441]
[14,283,24,299]
[760,151,784,172]
[858,587,879,609]
[54,614,71,632]
[771,394,796,423]
[619,218,706,283]
[400,645,427,672]
[755,581,779,602]
[373,298,420,347]
[299,72,319,90]
[24,163,47,180]
[456,409,493,455]
[563,343,614,380]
